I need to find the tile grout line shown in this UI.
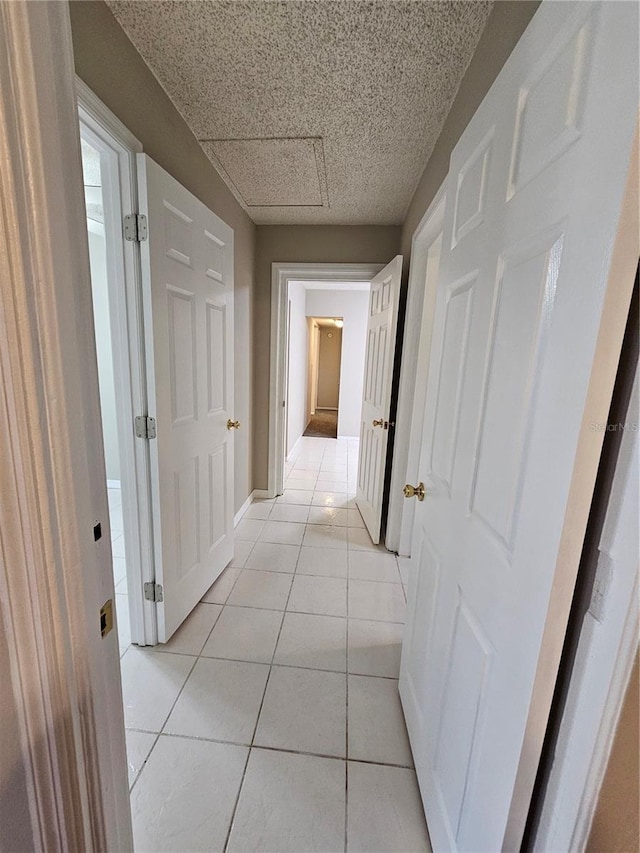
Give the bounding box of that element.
[201,598,405,624]
[128,590,228,794]
[127,648,201,795]
[128,439,413,848]
[124,728,414,770]
[222,540,295,853]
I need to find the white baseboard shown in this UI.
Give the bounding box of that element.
[106,479,121,489]
[234,492,254,527]
[253,489,275,500]
[286,433,304,462]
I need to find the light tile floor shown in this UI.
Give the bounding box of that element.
[120,437,431,852]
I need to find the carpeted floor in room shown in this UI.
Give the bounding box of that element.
[304,410,338,439]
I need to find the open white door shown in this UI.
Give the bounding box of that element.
[138,155,235,642]
[355,255,402,543]
[399,3,638,851]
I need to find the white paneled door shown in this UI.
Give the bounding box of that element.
[356,255,402,543]
[138,155,235,642]
[399,3,638,851]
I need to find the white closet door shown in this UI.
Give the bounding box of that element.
[356,255,402,543]
[138,154,235,641]
[399,3,638,850]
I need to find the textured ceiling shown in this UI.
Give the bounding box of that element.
[108,0,492,224]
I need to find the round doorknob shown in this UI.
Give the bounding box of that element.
[403,482,426,501]
[372,418,384,428]
[227,419,241,430]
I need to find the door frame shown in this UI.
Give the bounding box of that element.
[315,320,344,414]
[0,1,132,847]
[533,361,639,851]
[77,78,158,647]
[268,262,382,497]
[385,183,447,554]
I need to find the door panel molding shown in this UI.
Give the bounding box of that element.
[399,3,638,849]
[138,154,235,642]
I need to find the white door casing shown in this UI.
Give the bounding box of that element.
[268,263,382,498]
[77,80,158,647]
[356,255,403,544]
[535,363,639,851]
[138,154,235,642]
[399,3,638,851]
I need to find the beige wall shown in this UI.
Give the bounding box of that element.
[586,651,639,853]
[316,327,342,410]
[69,1,256,513]
[253,225,400,489]
[400,1,540,264]
[306,290,370,438]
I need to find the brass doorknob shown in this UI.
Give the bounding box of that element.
[403,482,426,501]
[227,419,241,430]
[372,418,384,428]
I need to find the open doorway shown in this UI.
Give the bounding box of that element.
[281,281,370,486]
[268,261,406,542]
[304,318,343,438]
[81,136,130,640]
[268,265,383,497]
[78,85,157,653]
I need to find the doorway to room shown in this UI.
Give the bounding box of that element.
[269,260,404,545]
[282,282,370,472]
[81,134,131,647]
[78,96,157,655]
[304,318,343,439]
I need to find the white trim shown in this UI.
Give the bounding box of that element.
[385,183,447,554]
[86,217,105,237]
[297,280,371,291]
[234,491,255,527]
[269,263,383,497]
[534,365,639,852]
[252,489,273,500]
[286,432,305,462]
[107,479,121,490]
[76,76,142,154]
[78,81,157,648]
[0,2,131,847]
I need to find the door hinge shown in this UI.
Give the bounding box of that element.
[135,415,156,439]
[144,582,164,603]
[124,213,148,242]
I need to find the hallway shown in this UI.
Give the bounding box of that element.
[119,437,430,852]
